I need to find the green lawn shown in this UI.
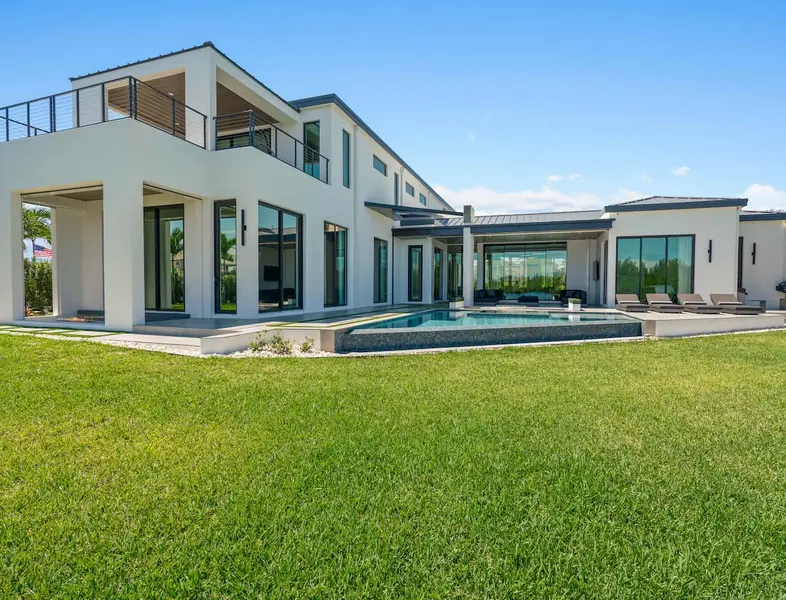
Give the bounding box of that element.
[2,333,786,598]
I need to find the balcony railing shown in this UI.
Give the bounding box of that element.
[0,76,207,148]
[215,110,329,184]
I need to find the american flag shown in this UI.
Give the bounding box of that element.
[33,243,52,259]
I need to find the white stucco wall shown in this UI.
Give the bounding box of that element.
[739,220,786,309]
[605,207,740,306]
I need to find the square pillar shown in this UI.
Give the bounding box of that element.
[103,176,144,331]
[476,242,485,290]
[462,227,475,307]
[0,192,24,322]
[235,196,259,318]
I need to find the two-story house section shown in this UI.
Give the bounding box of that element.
[0,42,458,331]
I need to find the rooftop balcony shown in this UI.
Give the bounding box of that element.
[215,110,329,184]
[0,77,331,185]
[0,76,207,148]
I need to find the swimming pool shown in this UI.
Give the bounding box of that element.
[334,310,642,352]
[356,310,634,330]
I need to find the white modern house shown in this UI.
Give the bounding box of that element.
[1,42,785,333]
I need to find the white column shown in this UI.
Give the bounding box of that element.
[103,176,145,331]
[51,207,84,316]
[463,227,475,307]
[0,192,24,322]
[235,196,259,318]
[185,52,216,149]
[183,199,203,317]
[422,241,433,304]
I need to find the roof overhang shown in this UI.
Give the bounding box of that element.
[739,212,786,222]
[393,218,614,238]
[605,198,747,212]
[365,201,462,220]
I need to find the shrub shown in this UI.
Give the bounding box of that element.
[24,259,52,313]
[300,337,315,353]
[249,331,294,355]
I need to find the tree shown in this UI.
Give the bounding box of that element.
[22,205,51,259]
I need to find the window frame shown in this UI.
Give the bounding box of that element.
[373,155,387,176]
[419,193,427,206]
[405,182,415,197]
[408,245,423,302]
[324,221,349,307]
[615,234,696,300]
[342,130,351,188]
[258,202,303,313]
[214,199,238,315]
[373,238,388,304]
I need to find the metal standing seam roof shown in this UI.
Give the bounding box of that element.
[442,209,606,227]
[739,210,786,221]
[605,196,748,212]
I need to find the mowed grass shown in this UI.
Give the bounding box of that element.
[2,333,786,598]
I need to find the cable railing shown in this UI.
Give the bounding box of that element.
[0,76,207,148]
[215,110,329,184]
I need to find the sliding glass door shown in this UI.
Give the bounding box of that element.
[447,248,463,299]
[325,222,347,307]
[258,203,302,312]
[214,201,237,313]
[615,235,694,300]
[433,248,443,301]
[144,205,185,311]
[484,243,567,300]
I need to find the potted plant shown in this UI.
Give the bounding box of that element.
[567,297,581,312]
[449,297,465,309]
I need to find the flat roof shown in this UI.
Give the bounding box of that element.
[605,196,748,212]
[740,210,786,222]
[365,202,461,220]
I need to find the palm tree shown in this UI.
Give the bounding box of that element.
[22,205,51,261]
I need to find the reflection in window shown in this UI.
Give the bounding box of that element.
[484,243,567,300]
[616,236,694,300]
[304,121,320,179]
[325,223,347,307]
[144,205,185,312]
[215,201,237,313]
[409,245,423,301]
[374,238,388,303]
[259,203,302,312]
[433,248,443,301]
[447,248,463,299]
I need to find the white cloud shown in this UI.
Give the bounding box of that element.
[547,173,581,182]
[672,166,690,177]
[434,185,645,215]
[743,184,786,212]
[468,131,476,143]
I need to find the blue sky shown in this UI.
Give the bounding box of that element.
[2,0,785,214]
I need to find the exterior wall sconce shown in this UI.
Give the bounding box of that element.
[752,242,757,265]
[708,239,713,262]
[241,209,247,246]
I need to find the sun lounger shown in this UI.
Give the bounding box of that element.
[676,294,722,314]
[616,294,649,312]
[645,293,683,313]
[709,294,765,315]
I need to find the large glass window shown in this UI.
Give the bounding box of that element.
[483,243,567,300]
[408,245,423,301]
[342,130,351,188]
[214,201,237,313]
[615,235,694,300]
[144,205,185,312]
[304,121,320,180]
[447,248,463,299]
[433,248,443,301]
[373,238,388,303]
[325,222,347,307]
[258,203,302,312]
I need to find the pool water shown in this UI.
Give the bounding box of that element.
[357,310,634,330]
